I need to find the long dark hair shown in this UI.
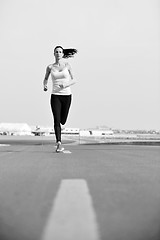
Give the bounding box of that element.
[54,46,78,58]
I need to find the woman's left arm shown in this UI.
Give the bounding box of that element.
[63,63,76,88]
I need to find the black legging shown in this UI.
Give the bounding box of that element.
[50,94,72,142]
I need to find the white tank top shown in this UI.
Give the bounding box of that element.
[51,66,72,95]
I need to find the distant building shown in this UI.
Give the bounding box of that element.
[62,128,80,135]
[32,126,54,136]
[80,129,114,136]
[0,123,32,135]
[31,126,80,136]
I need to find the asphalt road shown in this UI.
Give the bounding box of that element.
[0,137,160,240]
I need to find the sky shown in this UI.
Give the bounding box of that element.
[0,0,160,130]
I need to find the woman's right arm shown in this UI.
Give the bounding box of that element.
[43,65,51,91]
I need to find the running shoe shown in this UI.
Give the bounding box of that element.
[56,141,64,153]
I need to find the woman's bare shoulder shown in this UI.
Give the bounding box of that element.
[46,64,56,72]
[47,64,54,69]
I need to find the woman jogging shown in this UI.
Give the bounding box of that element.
[43,46,77,152]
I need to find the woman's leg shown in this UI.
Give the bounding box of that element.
[61,95,72,125]
[50,94,62,143]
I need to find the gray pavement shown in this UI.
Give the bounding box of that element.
[0,137,160,240]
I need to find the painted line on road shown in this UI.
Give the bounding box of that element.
[63,150,72,154]
[0,144,10,147]
[41,179,99,240]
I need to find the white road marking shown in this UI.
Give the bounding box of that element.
[0,144,10,146]
[63,150,72,154]
[42,179,99,240]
